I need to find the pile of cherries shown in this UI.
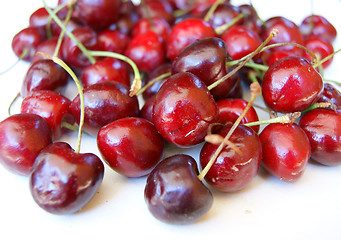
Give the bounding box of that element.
[0,0,340,224]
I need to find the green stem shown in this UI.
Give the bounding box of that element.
[46,1,70,39]
[313,48,341,69]
[136,71,171,96]
[204,0,225,22]
[61,122,91,137]
[0,49,29,75]
[244,112,301,127]
[215,13,245,35]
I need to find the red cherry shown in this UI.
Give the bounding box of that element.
[239,4,263,35]
[97,117,164,178]
[32,38,63,63]
[317,83,341,109]
[0,114,52,176]
[29,142,104,214]
[304,36,334,69]
[139,95,156,123]
[259,123,311,182]
[29,7,50,29]
[132,17,171,41]
[97,30,131,54]
[137,0,175,24]
[264,50,294,66]
[201,3,242,29]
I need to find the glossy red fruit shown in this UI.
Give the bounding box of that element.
[132,17,171,41]
[75,0,121,30]
[144,154,213,224]
[97,117,164,177]
[239,4,263,35]
[139,95,156,123]
[317,83,341,109]
[29,7,50,28]
[166,18,217,60]
[97,30,131,54]
[299,109,341,166]
[32,38,62,63]
[80,57,130,88]
[0,114,52,176]
[262,56,323,113]
[304,36,334,69]
[259,123,311,182]
[153,72,219,147]
[137,0,175,24]
[70,81,139,136]
[29,142,104,214]
[264,50,294,66]
[201,3,242,29]
[21,59,69,98]
[217,98,259,133]
[200,124,262,192]
[21,90,74,140]
[125,31,165,73]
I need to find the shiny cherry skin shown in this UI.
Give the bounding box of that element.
[21,59,69,98]
[97,30,131,54]
[166,18,217,60]
[0,113,52,176]
[299,109,341,166]
[137,0,175,24]
[97,117,164,177]
[12,26,47,61]
[239,4,263,35]
[259,123,311,182]
[29,7,50,28]
[29,142,104,214]
[125,31,166,73]
[21,90,74,140]
[144,154,213,224]
[172,37,236,100]
[300,14,337,43]
[70,81,139,136]
[75,0,121,30]
[80,57,130,88]
[32,38,63,63]
[262,56,323,113]
[264,50,294,66]
[132,17,171,41]
[153,72,219,147]
[200,124,262,192]
[139,95,156,123]
[201,3,242,29]
[317,83,341,109]
[217,98,259,133]
[304,36,334,69]
[50,17,85,38]
[189,0,227,18]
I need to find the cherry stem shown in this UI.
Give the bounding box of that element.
[136,71,171,96]
[214,13,245,35]
[140,0,156,32]
[0,49,29,75]
[204,0,225,22]
[244,112,301,127]
[198,82,261,181]
[61,122,91,137]
[7,92,20,116]
[302,102,337,113]
[208,29,278,91]
[45,1,71,39]
[313,48,341,69]
[226,60,269,72]
[324,79,341,86]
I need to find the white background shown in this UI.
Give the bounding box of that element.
[0,0,340,240]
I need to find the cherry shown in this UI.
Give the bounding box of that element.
[109,9,139,35]
[153,72,219,147]
[32,37,62,63]
[21,59,69,98]
[80,57,130,88]
[201,3,242,29]
[239,4,263,35]
[166,18,217,60]
[75,0,121,30]
[124,30,165,73]
[317,83,341,109]
[29,142,104,214]
[217,98,260,133]
[137,0,175,25]
[50,16,85,38]
[139,95,156,123]
[11,26,47,61]
[0,113,52,176]
[97,117,164,178]
[262,56,323,113]
[20,90,74,140]
[200,124,262,192]
[144,154,213,224]
[299,109,341,166]
[132,17,171,41]
[29,7,50,29]
[264,50,294,66]
[304,36,334,69]
[97,29,131,54]
[189,0,227,18]
[259,123,311,182]
[70,81,139,136]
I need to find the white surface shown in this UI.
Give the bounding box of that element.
[0,0,340,240]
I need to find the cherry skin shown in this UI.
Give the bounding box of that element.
[166,18,217,60]
[139,95,156,123]
[21,59,69,98]
[153,72,219,147]
[80,57,130,88]
[144,154,213,224]
[317,83,341,109]
[216,98,259,133]
[137,0,175,25]
[70,81,139,136]
[0,113,52,176]
[132,17,171,41]
[299,109,341,166]
[29,142,104,214]
[110,8,139,35]
[125,31,166,73]
[29,7,50,29]
[201,3,242,29]
[200,124,262,192]
[20,90,74,140]
[304,36,334,69]
[264,50,294,67]
[97,117,164,178]
[32,37,63,63]
[239,4,263,35]
[262,56,323,113]
[97,30,131,54]
[259,123,311,182]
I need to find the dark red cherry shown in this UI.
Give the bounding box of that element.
[217,98,259,133]
[153,72,219,147]
[201,3,242,29]
[75,0,121,30]
[97,30,131,54]
[139,95,156,123]
[125,31,165,73]
[29,142,104,214]
[32,38,63,63]
[189,0,226,18]
[166,18,217,60]
[262,56,323,113]
[137,0,175,24]
[21,90,74,140]
[300,14,337,43]
[144,154,213,224]
[259,123,311,182]
[12,26,47,61]
[0,113,52,176]
[132,17,171,41]
[110,10,139,35]
[70,81,139,136]
[29,7,50,28]
[304,36,334,69]
[80,57,130,88]
[239,4,263,35]
[299,109,341,166]
[317,83,341,109]
[200,124,262,192]
[97,117,164,178]
[21,59,69,98]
